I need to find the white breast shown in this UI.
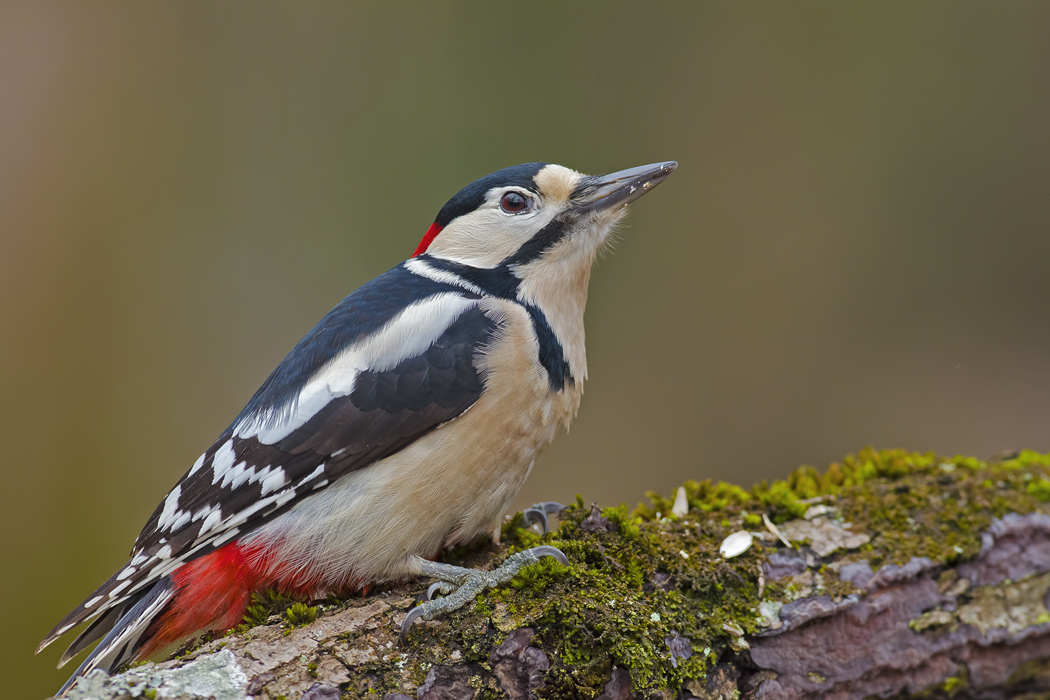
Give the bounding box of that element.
[240,298,584,589]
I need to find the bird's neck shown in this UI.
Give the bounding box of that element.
[515,252,595,385]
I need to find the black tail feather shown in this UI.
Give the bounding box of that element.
[57,579,174,697]
[58,587,151,668]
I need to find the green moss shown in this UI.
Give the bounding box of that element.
[600,503,642,539]
[227,590,319,634]
[232,589,301,634]
[473,596,492,617]
[625,558,645,589]
[1001,449,1050,470]
[752,480,808,522]
[942,675,966,695]
[284,602,319,628]
[500,511,542,549]
[1027,476,1050,502]
[510,556,570,595]
[844,451,1042,567]
[913,664,972,698]
[638,480,751,520]
[421,495,768,697]
[143,689,157,700]
[638,447,1050,568]
[565,448,1050,696]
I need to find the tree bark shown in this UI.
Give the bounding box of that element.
[57,449,1050,700]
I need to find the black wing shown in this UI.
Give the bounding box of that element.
[42,263,498,649]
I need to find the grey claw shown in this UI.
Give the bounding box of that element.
[521,508,548,533]
[528,545,570,567]
[426,582,445,600]
[400,605,426,641]
[521,502,564,534]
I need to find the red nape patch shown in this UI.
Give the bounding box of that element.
[412,222,444,257]
[140,542,265,658]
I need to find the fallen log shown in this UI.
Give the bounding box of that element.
[58,448,1050,700]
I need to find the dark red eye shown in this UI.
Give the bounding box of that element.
[500,191,529,213]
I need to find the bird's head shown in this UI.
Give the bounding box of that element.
[412,161,678,273]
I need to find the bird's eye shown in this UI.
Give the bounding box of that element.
[500,191,530,214]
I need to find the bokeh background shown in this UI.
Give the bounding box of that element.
[3,2,1049,695]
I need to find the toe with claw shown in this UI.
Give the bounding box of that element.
[401,545,569,640]
[520,501,565,535]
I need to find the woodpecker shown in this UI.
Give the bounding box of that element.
[38,160,677,694]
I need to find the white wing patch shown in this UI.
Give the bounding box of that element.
[189,452,206,475]
[296,464,325,488]
[234,292,478,445]
[199,508,224,535]
[108,580,132,598]
[168,510,192,532]
[220,489,298,530]
[157,485,182,530]
[221,461,253,489]
[211,439,237,483]
[259,468,287,495]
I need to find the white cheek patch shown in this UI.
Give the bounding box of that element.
[234,293,478,445]
[426,207,558,268]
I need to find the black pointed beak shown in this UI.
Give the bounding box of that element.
[573,161,678,213]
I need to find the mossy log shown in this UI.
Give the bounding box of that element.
[59,449,1050,700]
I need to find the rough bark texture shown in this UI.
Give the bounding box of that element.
[57,449,1050,700]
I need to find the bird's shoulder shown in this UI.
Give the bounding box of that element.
[137,262,502,552]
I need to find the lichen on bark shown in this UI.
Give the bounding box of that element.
[58,448,1050,700]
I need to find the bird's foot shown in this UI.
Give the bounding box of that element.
[401,545,568,640]
[520,501,564,535]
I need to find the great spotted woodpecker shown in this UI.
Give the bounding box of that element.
[39,160,677,694]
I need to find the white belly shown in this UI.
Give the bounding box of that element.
[239,299,583,589]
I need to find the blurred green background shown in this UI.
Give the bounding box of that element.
[3,2,1049,695]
